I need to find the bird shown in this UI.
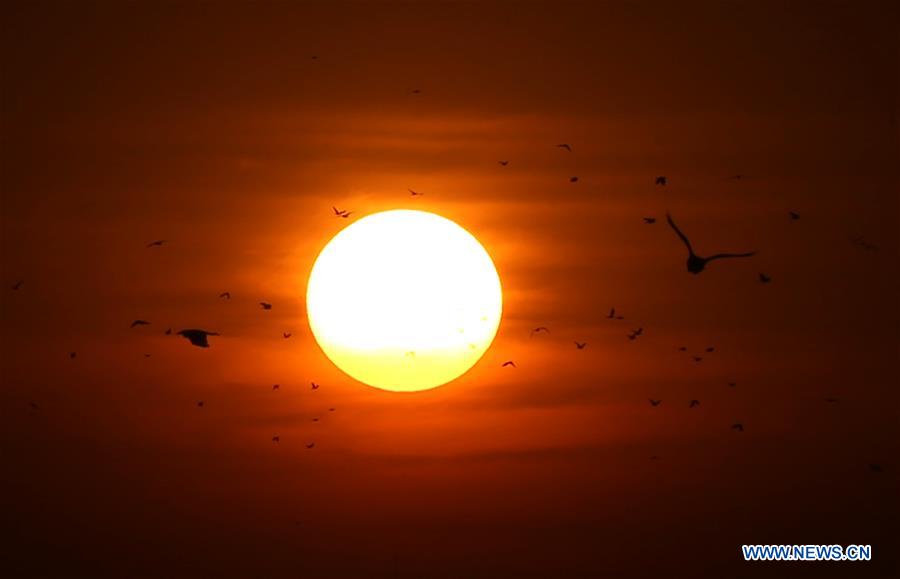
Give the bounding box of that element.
[607,308,624,320]
[569,176,579,183]
[29,401,39,411]
[689,399,700,408]
[555,143,572,152]
[219,292,231,299]
[176,329,219,348]
[691,355,703,362]
[650,455,660,461]
[649,399,661,407]
[727,381,737,387]
[789,211,800,221]
[628,328,643,341]
[311,382,320,390]
[705,346,715,353]
[666,213,756,274]
[328,407,335,412]
[11,279,24,290]
[643,217,657,224]
[498,160,509,166]
[530,326,550,337]
[729,174,746,180]
[759,273,772,283]
[731,423,744,432]
[501,360,516,368]
[130,320,150,328]
[410,88,421,94]
[145,240,167,248]
[655,176,667,186]
[260,302,272,310]
[332,206,352,218]
[678,346,688,352]
[69,352,76,359]
[574,341,587,350]
[272,384,280,391]
[164,328,172,335]
[272,436,280,443]
[283,332,292,339]
[305,442,316,449]
[143,353,151,358]
[851,235,877,250]
[869,464,883,473]
[197,401,204,408]
[408,188,423,197]
[312,417,320,422]
[824,397,839,403]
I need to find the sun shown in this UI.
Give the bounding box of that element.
[306,210,503,392]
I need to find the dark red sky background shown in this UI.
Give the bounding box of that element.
[2,2,897,577]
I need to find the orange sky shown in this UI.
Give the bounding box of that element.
[1,2,897,577]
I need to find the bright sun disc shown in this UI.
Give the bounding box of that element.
[306,210,503,392]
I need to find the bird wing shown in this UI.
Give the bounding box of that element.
[665,213,694,253]
[706,251,757,261]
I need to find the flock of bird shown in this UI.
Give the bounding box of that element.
[9,139,885,473]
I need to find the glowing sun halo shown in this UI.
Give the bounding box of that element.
[306,210,503,392]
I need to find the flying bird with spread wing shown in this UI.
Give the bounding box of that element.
[666,213,756,274]
[176,329,219,348]
[408,188,423,197]
[11,280,24,290]
[259,302,272,310]
[569,176,579,183]
[643,217,657,224]
[759,273,772,283]
[530,326,550,338]
[655,176,667,186]
[283,332,292,339]
[501,360,516,368]
[628,328,644,341]
[145,240,167,248]
[219,292,231,299]
[731,423,745,432]
[555,143,572,152]
[649,399,661,407]
[311,382,320,390]
[607,308,624,320]
[689,400,700,408]
[332,206,353,219]
[130,320,150,328]
[498,160,509,166]
[574,341,587,350]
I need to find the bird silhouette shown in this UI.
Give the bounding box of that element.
[11,280,24,290]
[219,292,231,299]
[705,346,715,353]
[312,417,320,422]
[272,384,280,391]
[692,355,703,362]
[69,352,76,359]
[165,328,172,335]
[643,217,657,224]
[678,346,688,352]
[410,88,421,94]
[498,160,509,166]
[311,382,320,390]
[176,329,219,348]
[197,401,204,408]
[408,188,423,197]
[869,464,883,473]
[666,213,756,274]
[824,397,839,403]
[501,360,516,368]
[306,442,316,449]
[655,176,667,186]
[649,399,661,407]
[851,235,877,250]
[727,381,737,387]
[689,399,700,408]
[789,211,800,221]
[729,174,746,180]
[130,320,150,328]
[556,143,572,152]
[628,328,643,341]
[145,240,167,248]
[328,407,336,412]
[272,436,280,443]
[260,302,272,310]
[569,176,579,183]
[332,206,352,218]
[530,326,550,337]
[731,423,744,432]
[759,273,772,283]
[574,341,587,350]
[607,308,624,320]
[283,332,292,339]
